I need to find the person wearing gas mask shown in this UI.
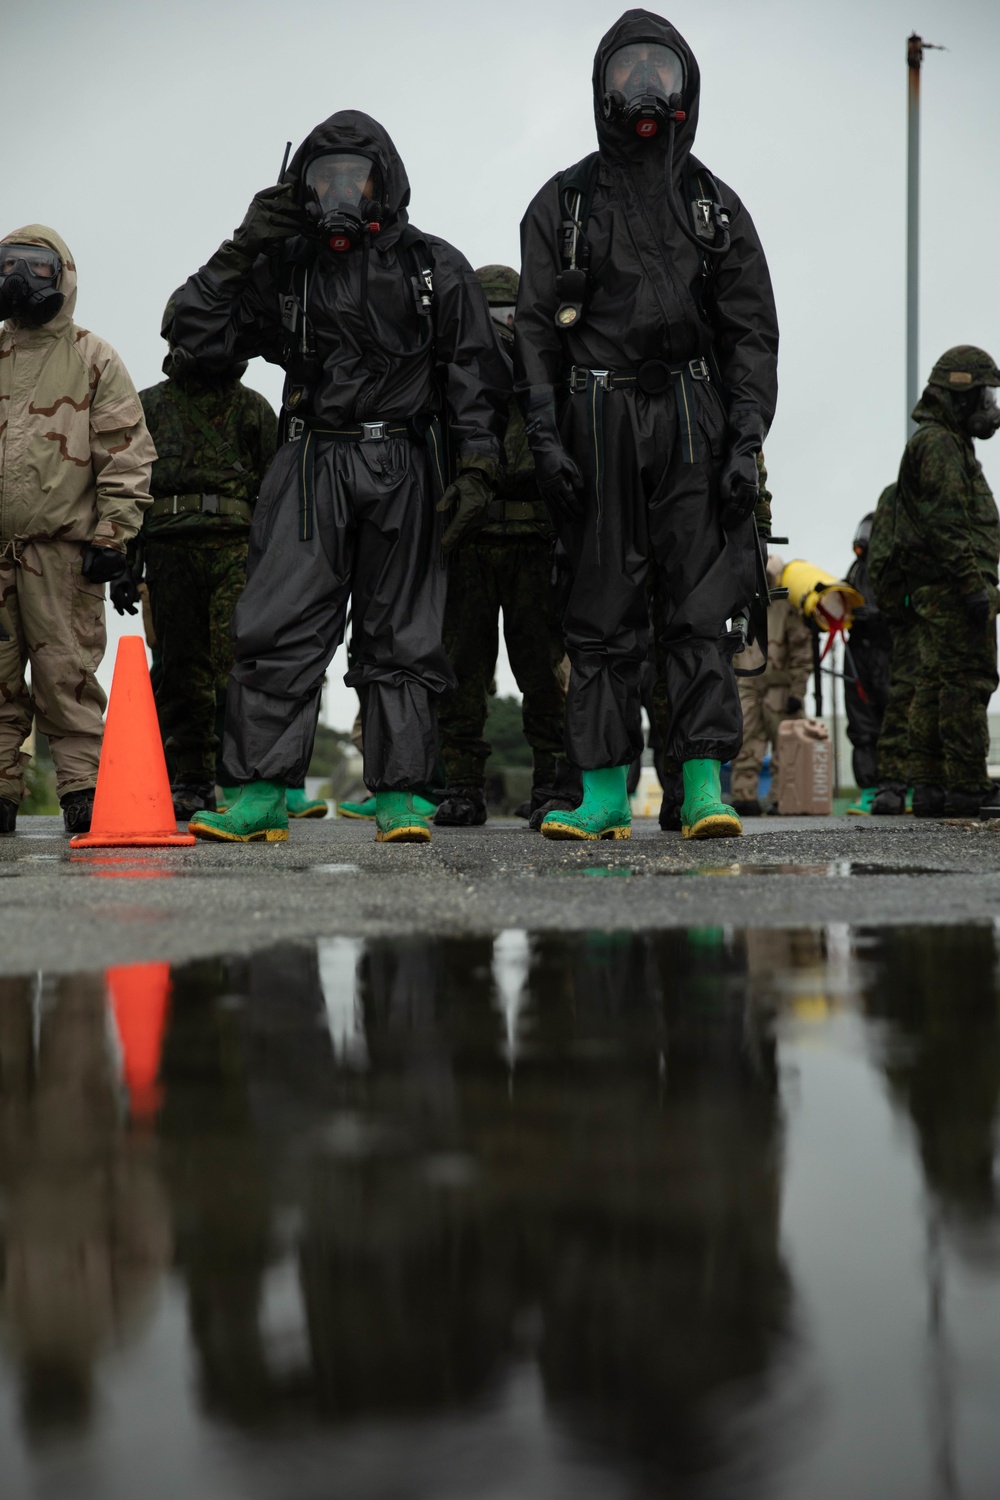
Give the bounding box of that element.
[0,228,154,835]
[875,347,1000,819]
[515,13,778,842]
[434,264,579,830]
[842,511,893,814]
[137,306,280,822]
[169,113,509,844]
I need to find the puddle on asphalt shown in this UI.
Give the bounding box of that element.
[2,926,1000,1498]
[554,861,962,879]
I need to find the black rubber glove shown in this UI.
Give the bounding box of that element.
[524,399,584,524]
[232,183,303,257]
[437,456,498,556]
[110,572,141,616]
[81,544,127,585]
[961,588,992,629]
[720,402,766,530]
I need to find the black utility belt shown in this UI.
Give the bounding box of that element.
[567,356,711,396]
[287,417,414,443]
[150,493,254,520]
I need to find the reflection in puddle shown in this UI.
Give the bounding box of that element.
[1,926,1000,1497]
[67,853,178,880]
[552,862,964,879]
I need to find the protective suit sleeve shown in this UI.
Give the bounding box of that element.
[513,178,566,408]
[172,248,285,370]
[703,185,779,434]
[88,354,155,548]
[905,427,984,596]
[429,240,509,460]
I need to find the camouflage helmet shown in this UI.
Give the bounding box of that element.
[475,264,519,305]
[927,345,1000,391]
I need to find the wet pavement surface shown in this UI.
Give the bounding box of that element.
[4,814,1000,974]
[2,925,1000,1497]
[3,816,1000,1495]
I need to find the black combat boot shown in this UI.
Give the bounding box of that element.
[657,768,685,832]
[0,797,17,833]
[944,784,1000,819]
[871,780,906,816]
[912,784,946,819]
[527,760,583,831]
[730,799,762,817]
[171,780,217,820]
[60,788,95,835]
[433,786,487,826]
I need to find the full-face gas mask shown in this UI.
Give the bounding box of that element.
[0,243,64,326]
[962,385,1000,441]
[303,152,385,253]
[601,41,685,139]
[853,513,874,557]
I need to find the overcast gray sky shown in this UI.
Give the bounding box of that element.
[6,0,1000,727]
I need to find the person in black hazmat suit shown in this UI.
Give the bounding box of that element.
[168,113,509,845]
[515,12,779,842]
[843,511,893,811]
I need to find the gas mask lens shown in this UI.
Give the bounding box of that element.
[968,386,1000,440]
[0,243,62,287]
[304,153,382,213]
[604,43,684,105]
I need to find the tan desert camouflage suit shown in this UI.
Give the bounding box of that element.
[730,554,814,803]
[0,225,154,800]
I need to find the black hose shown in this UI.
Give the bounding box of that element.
[663,119,730,258]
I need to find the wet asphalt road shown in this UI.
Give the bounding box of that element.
[4,811,1000,974]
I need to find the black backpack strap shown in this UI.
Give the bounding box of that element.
[398,224,435,318]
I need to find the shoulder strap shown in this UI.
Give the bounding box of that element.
[398,225,435,316]
[557,152,601,272]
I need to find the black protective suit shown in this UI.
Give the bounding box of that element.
[171,112,509,788]
[515,11,778,770]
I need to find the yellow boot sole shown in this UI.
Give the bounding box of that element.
[189,820,289,843]
[375,823,432,844]
[682,811,743,840]
[288,804,328,819]
[540,819,631,841]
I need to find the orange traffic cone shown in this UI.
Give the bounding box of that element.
[70,634,196,847]
[107,961,172,1121]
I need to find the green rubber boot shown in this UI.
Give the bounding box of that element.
[846,786,876,816]
[680,760,742,840]
[215,785,240,813]
[540,767,631,841]
[337,795,377,819]
[375,790,432,844]
[190,780,289,842]
[286,785,328,819]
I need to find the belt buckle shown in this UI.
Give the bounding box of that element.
[688,357,710,381]
[591,369,610,391]
[568,367,588,395]
[362,421,386,441]
[201,493,219,515]
[287,416,305,441]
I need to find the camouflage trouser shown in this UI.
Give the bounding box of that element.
[0,538,107,801]
[730,685,800,801]
[873,616,920,785]
[145,535,248,783]
[438,535,568,788]
[908,585,998,792]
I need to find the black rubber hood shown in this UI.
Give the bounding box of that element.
[593,9,700,162]
[285,111,410,234]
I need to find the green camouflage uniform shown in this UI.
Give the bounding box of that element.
[867,483,921,785]
[878,360,1000,792]
[438,293,570,797]
[139,372,277,784]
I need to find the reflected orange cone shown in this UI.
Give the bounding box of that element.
[70,635,195,847]
[107,961,172,1120]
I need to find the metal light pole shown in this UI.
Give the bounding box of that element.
[907,34,944,439]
